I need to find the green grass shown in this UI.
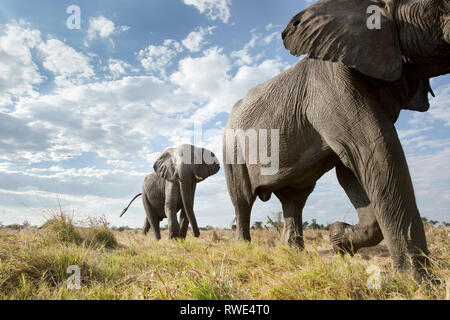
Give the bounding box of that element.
[0,216,448,300]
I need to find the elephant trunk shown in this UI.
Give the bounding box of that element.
[179,181,200,237]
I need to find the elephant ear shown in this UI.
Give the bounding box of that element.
[153,150,176,181]
[404,79,435,112]
[282,0,403,81]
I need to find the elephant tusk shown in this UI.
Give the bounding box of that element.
[168,176,177,182]
[195,175,204,181]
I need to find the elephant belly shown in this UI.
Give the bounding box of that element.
[251,138,339,198]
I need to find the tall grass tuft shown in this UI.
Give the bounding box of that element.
[82,215,118,249]
[41,211,83,245]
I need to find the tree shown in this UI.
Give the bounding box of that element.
[266,211,283,232]
[252,221,263,230]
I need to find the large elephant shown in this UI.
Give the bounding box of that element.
[121,145,220,239]
[223,0,449,280]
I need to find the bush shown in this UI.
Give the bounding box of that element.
[82,215,118,249]
[84,227,118,249]
[41,212,83,245]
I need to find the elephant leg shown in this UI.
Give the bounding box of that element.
[164,182,181,239]
[224,163,256,242]
[142,192,161,240]
[329,162,383,254]
[177,183,196,239]
[274,186,315,248]
[309,101,429,279]
[179,209,189,239]
[142,217,151,235]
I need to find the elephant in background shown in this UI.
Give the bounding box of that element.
[121,144,220,239]
[223,0,449,280]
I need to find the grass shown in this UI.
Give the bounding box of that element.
[0,215,448,300]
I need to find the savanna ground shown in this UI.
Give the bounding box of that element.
[0,213,449,300]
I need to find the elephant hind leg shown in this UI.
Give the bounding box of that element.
[330,162,383,255]
[142,217,151,235]
[142,192,161,240]
[274,185,315,249]
[224,163,256,242]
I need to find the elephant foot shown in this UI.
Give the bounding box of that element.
[329,222,359,255]
[282,229,304,249]
[287,237,304,250]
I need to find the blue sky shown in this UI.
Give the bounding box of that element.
[0,0,449,229]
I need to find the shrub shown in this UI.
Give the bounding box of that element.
[84,227,118,249]
[82,215,118,249]
[41,212,83,245]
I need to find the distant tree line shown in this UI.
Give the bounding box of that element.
[1,214,449,231]
[237,212,450,231]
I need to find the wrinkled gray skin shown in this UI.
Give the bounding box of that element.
[121,145,220,239]
[224,0,449,280]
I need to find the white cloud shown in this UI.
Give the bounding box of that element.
[8,74,197,163]
[187,56,286,122]
[183,0,232,23]
[39,39,94,87]
[106,159,144,169]
[137,40,183,76]
[108,58,136,78]
[428,83,450,126]
[86,15,130,46]
[171,47,231,100]
[230,30,279,66]
[182,26,216,52]
[265,23,281,31]
[408,81,450,127]
[0,21,43,106]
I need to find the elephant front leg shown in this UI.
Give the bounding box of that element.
[310,103,430,280]
[330,162,383,255]
[179,209,189,239]
[275,186,314,249]
[164,183,181,239]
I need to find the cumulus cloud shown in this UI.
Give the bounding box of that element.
[107,58,136,79]
[182,26,216,52]
[86,15,130,45]
[428,82,450,126]
[183,0,232,23]
[137,40,183,76]
[409,80,450,127]
[10,75,197,163]
[171,47,231,100]
[39,39,94,87]
[0,21,43,107]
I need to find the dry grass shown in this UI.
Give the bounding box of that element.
[0,216,448,300]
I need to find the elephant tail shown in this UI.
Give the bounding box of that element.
[120,193,142,217]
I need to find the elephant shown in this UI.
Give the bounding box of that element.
[120,144,220,239]
[223,0,449,280]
